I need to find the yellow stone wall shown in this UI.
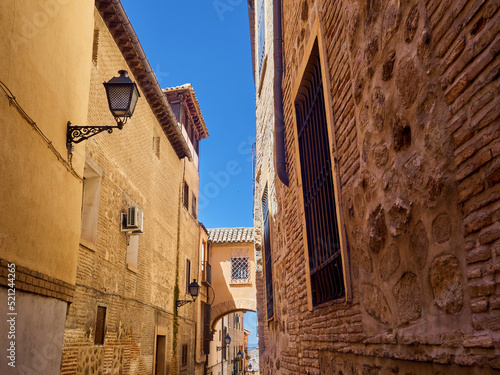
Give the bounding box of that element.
[0,0,94,284]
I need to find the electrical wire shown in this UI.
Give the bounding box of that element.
[0,80,83,181]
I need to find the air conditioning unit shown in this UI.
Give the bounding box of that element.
[120,207,144,234]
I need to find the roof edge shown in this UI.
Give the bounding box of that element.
[96,0,192,160]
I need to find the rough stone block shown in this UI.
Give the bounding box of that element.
[463,334,494,348]
[409,220,429,269]
[479,222,500,244]
[429,254,464,314]
[467,246,491,264]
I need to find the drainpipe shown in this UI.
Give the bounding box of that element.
[273,0,289,186]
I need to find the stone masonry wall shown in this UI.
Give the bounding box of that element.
[61,8,200,375]
[253,0,499,374]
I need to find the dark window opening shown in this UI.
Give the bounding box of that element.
[181,344,188,367]
[192,194,197,218]
[94,306,106,345]
[295,41,345,306]
[262,187,274,319]
[202,302,211,355]
[183,182,189,210]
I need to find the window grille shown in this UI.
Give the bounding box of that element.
[183,182,189,209]
[294,42,345,306]
[231,257,249,280]
[94,306,106,345]
[257,0,266,75]
[262,187,274,319]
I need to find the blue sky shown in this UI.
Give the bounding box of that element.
[121,0,255,229]
[121,0,258,347]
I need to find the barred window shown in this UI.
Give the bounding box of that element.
[231,257,249,281]
[295,41,345,306]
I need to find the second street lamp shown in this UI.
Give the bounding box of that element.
[176,279,200,310]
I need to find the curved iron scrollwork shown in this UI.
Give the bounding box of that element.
[67,121,123,146]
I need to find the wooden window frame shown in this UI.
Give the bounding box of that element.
[290,18,352,310]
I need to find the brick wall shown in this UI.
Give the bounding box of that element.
[61,8,202,375]
[253,0,499,373]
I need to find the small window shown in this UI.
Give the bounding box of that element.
[192,194,197,218]
[94,306,106,345]
[185,259,191,294]
[231,257,249,281]
[126,235,139,273]
[92,29,100,64]
[152,129,160,158]
[181,344,188,367]
[183,182,189,209]
[81,162,102,247]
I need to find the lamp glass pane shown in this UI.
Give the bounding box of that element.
[106,84,132,117]
[128,85,140,116]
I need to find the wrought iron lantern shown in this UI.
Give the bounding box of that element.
[237,350,244,359]
[67,70,140,147]
[176,279,200,310]
[225,333,232,345]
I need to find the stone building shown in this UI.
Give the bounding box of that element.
[249,0,499,374]
[207,228,256,375]
[0,1,95,373]
[54,2,208,375]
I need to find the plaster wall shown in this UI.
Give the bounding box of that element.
[0,0,93,285]
[209,242,257,323]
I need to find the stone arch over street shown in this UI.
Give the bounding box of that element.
[210,298,257,331]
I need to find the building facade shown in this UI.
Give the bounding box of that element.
[250,0,500,374]
[0,1,95,373]
[59,2,211,374]
[206,228,256,375]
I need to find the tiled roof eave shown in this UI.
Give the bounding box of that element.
[164,85,209,139]
[207,227,254,244]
